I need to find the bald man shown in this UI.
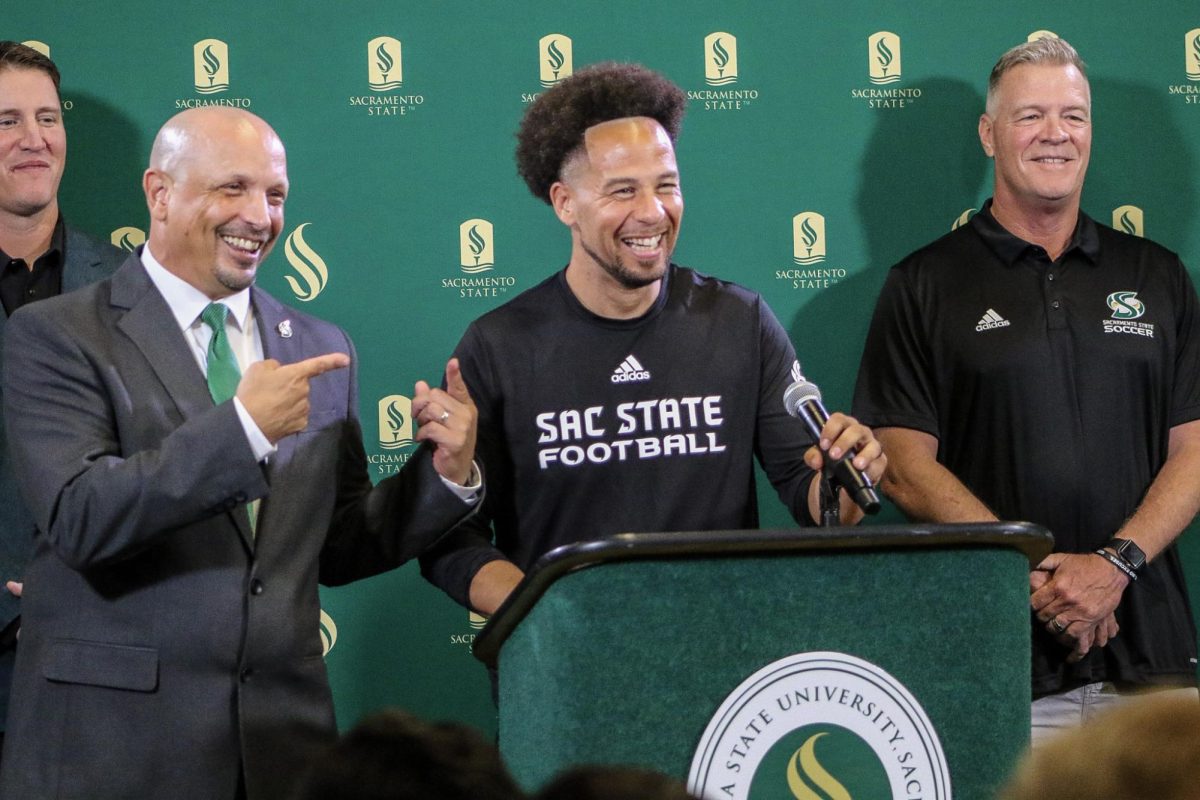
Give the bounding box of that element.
[0,107,480,799]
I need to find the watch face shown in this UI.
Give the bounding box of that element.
[1115,538,1146,569]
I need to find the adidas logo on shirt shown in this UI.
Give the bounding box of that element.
[975,308,1011,332]
[611,355,651,384]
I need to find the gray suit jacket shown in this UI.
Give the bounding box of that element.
[0,254,473,799]
[0,225,123,734]
[0,224,124,628]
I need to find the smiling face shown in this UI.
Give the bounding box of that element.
[0,67,65,220]
[144,108,288,299]
[979,62,1091,215]
[551,117,682,298]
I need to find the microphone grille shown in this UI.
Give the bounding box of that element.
[782,379,822,417]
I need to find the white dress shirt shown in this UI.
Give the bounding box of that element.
[139,247,479,501]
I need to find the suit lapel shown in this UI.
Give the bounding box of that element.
[251,288,303,540]
[112,255,213,422]
[113,255,255,550]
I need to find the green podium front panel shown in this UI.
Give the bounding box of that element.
[498,546,1029,800]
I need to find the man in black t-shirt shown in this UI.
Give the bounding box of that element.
[854,37,1200,742]
[421,63,887,616]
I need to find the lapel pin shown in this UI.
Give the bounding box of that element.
[277,320,293,339]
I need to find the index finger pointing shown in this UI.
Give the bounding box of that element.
[291,352,351,378]
[444,357,473,403]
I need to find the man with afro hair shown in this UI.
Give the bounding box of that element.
[421,62,886,616]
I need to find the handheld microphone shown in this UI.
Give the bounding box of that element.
[783,377,881,515]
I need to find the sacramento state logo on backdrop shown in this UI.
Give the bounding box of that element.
[1189,29,1200,81]
[21,40,50,57]
[1027,30,1059,42]
[792,212,826,265]
[705,33,738,86]
[951,208,977,231]
[283,223,329,302]
[450,610,489,650]
[368,36,403,91]
[176,39,249,109]
[775,212,846,291]
[111,226,146,252]
[1165,29,1200,105]
[369,395,416,477]
[689,652,950,799]
[1112,205,1144,237]
[194,39,230,94]
[442,219,516,299]
[540,34,573,88]
[689,32,759,112]
[25,41,75,111]
[459,219,495,273]
[350,35,423,117]
[319,610,338,657]
[868,32,901,85]
[851,32,919,108]
[378,395,416,450]
[777,212,847,291]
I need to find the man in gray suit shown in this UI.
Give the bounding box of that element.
[0,106,480,798]
[0,41,124,756]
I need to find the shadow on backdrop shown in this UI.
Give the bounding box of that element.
[786,76,987,443]
[58,92,146,245]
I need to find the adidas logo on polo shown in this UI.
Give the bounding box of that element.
[975,309,1011,332]
[611,355,651,383]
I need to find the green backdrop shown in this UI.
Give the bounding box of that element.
[6,0,1199,742]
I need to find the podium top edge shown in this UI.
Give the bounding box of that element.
[472,521,1053,667]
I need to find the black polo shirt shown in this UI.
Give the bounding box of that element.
[854,200,1200,693]
[0,216,64,317]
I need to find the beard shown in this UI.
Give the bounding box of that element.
[214,263,257,293]
[213,225,272,292]
[580,239,668,290]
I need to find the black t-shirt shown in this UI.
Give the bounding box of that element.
[0,216,64,317]
[854,201,1200,692]
[421,264,818,607]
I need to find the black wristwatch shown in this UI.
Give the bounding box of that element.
[1105,537,1147,573]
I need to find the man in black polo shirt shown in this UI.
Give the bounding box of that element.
[0,41,123,753]
[854,36,1200,742]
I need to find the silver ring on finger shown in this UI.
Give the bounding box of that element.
[1051,619,1066,634]
[438,410,451,424]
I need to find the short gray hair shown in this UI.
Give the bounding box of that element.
[986,37,1088,114]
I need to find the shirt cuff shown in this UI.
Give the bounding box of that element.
[440,461,482,505]
[234,397,277,462]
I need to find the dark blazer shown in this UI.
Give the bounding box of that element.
[0,225,123,732]
[0,225,124,628]
[0,254,473,799]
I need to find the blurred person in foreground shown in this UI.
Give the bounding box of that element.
[294,709,524,800]
[534,764,697,800]
[999,692,1200,800]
